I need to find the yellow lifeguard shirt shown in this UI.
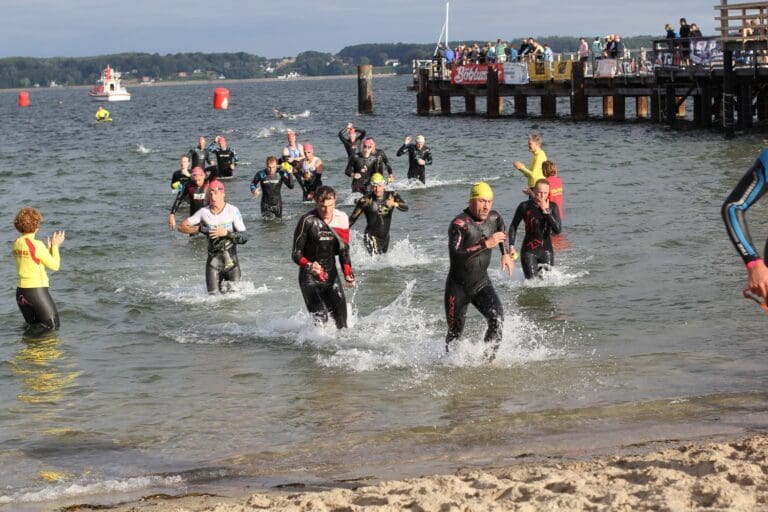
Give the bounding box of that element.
[518,149,548,187]
[13,233,60,288]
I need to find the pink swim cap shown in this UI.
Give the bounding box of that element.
[208,180,225,192]
[191,166,205,177]
[303,143,314,153]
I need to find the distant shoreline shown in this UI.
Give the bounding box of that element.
[0,73,400,95]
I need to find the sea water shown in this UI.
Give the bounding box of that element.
[0,76,767,510]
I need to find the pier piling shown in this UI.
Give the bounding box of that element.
[357,65,374,114]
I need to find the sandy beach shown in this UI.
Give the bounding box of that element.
[76,431,768,512]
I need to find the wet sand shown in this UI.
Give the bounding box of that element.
[91,431,768,511]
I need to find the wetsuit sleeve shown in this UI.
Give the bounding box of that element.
[357,128,366,140]
[232,148,238,164]
[338,240,354,278]
[508,203,525,247]
[495,213,509,255]
[170,187,189,214]
[546,203,562,235]
[448,218,487,264]
[380,151,393,174]
[349,198,369,226]
[292,215,311,267]
[396,144,408,157]
[722,151,768,264]
[344,155,355,177]
[227,208,247,244]
[283,170,295,189]
[394,193,409,212]
[338,128,349,144]
[424,148,433,166]
[250,172,262,192]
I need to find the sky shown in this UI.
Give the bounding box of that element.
[2,0,716,59]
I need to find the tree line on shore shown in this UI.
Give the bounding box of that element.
[0,36,656,89]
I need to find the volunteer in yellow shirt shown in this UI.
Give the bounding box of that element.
[13,207,65,330]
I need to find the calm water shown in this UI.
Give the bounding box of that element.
[1,76,767,510]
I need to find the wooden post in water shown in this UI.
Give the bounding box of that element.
[440,93,452,115]
[417,68,430,116]
[757,87,768,121]
[357,65,373,114]
[738,83,753,129]
[665,85,676,126]
[636,96,649,119]
[699,87,713,127]
[613,95,626,121]
[603,96,614,118]
[651,90,661,123]
[541,95,556,118]
[515,94,527,116]
[465,95,476,114]
[486,66,501,118]
[571,63,587,120]
[723,50,735,138]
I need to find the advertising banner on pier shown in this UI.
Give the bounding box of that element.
[450,64,504,85]
[502,63,529,84]
[690,39,722,65]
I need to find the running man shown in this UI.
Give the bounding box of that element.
[445,183,514,361]
[211,137,237,179]
[250,155,294,219]
[297,144,324,201]
[13,207,66,330]
[169,166,209,230]
[369,137,394,182]
[397,134,432,184]
[170,155,192,191]
[338,122,367,158]
[291,186,355,328]
[344,137,382,194]
[722,148,768,307]
[514,133,547,196]
[188,136,214,174]
[178,180,248,294]
[509,179,562,279]
[282,129,304,165]
[349,173,409,255]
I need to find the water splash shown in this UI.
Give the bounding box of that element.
[135,144,150,154]
[350,234,434,270]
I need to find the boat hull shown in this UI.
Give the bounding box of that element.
[89,93,131,102]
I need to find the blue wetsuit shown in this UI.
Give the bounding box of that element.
[722,149,768,265]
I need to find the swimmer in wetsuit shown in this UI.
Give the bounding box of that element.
[169,166,209,230]
[368,137,394,182]
[188,136,215,175]
[345,138,382,194]
[338,122,366,158]
[297,144,324,201]
[178,180,248,294]
[13,207,66,330]
[509,179,562,279]
[211,137,237,179]
[445,183,514,361]
[250,155,294,219]
[397,134,432,183]
[349,173,408,255]
[722,148,768,305]
[291,186,356,328]
[170,155,192,191]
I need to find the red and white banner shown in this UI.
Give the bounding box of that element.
[450,64,504,85]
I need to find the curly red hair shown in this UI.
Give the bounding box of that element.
[14,207,42,234]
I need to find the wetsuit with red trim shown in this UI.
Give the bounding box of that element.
[445,208,508,356]
[170,181,209,217]
[722,148,768,266]
[509,198,562,279]
[291,209,354,328]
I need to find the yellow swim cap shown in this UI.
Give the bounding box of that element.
[280,162,293,171]
[370,173,386,185]
[469,182,493,200]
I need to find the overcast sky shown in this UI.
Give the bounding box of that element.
[2,1,716,59]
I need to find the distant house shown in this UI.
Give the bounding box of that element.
[385,59,400,67]
[177,71,188,78]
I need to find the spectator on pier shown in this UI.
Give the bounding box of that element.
[689,23,702,38]
[578,38,590,69]
[469,43,480,64]
[519,38,532,61]
[679,18,691,39]
[591,36,603,70]
[542,44,554,69]
[496,39,507,63]
[530,38,545,60]
[484,42,495,63]
[615,35,625,59]
[665,23,676,39]
[604,34,618,59]
[445,46,455,67]
[506,44,518,63]
[742,18,755,38]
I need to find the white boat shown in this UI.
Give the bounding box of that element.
[88,65,131,102]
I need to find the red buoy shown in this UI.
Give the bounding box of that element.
[213,88,230,109]
[18,91,30,107]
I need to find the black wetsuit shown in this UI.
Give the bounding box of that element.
[338,127,367,157]
[344,152,382,194]
[170,181,209,217]
[397,143,433,183]
[373,149,393,178]
[250,169,294,218]
[188,145,212,171]
[212,147,237,179]
[291,210,353,329]
[722,148,768,265]
[509,199,562,279]
[170,169,190,190]
[349,191,408,254]
[16,288,59,331]
[297,159,323,201]
[445,209,508,358]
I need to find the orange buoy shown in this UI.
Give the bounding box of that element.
[18,91,30,107]
[213,88,230,109]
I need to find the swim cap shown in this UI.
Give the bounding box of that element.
[191,166,205,177]
[280,161,293,172]
[370,173,386,185]
[469,182,493,200]
[303,143,314,153]
[208,180,225,192]
[416,135,425,143]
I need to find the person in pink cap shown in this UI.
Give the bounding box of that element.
[297,143,324,201]
[168,166,209,230]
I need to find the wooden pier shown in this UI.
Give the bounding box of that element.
[408,1,768,137]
